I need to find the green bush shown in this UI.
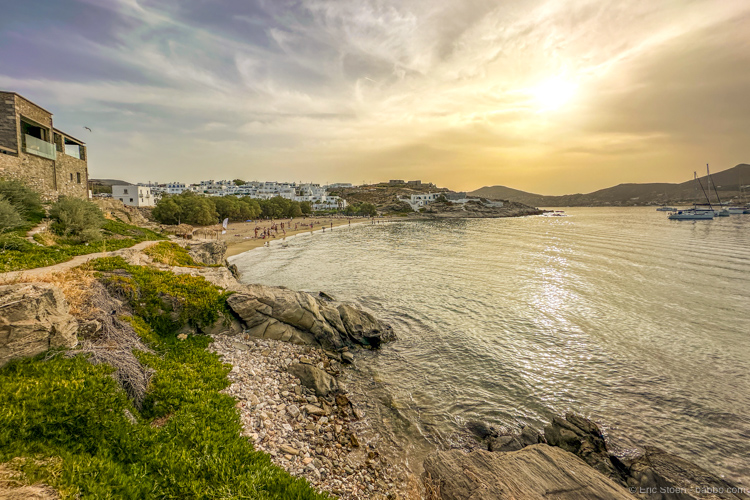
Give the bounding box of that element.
[144,241,201,267]
[0,178,44,222]
[92,256,229,335]
[0,220,166,273]
[0,196,25,232]
[49,197,105,242]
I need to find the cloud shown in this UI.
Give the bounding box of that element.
[1,0,748,191]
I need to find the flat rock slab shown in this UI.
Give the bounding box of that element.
[423,444,635,500]
[0,283,78,367]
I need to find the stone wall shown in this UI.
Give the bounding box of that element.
[56,151,89,198]
[15,94,53,128]
[0,92,89,200]
[0,94,17,153]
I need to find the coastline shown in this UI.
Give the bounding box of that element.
[224,216,404,258]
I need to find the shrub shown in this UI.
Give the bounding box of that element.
[0,196,25,232]
[0,178,44,222]
[48,197,105,242]
[144,241,201,267]
[0,234,32,251]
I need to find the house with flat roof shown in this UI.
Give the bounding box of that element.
[0,91,90,199]
[112,185,155,207]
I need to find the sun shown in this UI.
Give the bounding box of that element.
[532,77,578,111]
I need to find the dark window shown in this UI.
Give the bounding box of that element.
[76,173,81,184]
[124,189,129,194]
[70,173,73,181]
[129,198,133,202]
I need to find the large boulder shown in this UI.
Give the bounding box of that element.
[0,283,78,367]
[226,285,395,351]
[422,444,635,500]
[544,413,622,481]
[337,303,395,347]
[187,241,227,266]
[287,363,338,396]
[626,446,750,500]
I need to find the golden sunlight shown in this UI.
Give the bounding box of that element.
[531,77,578,111]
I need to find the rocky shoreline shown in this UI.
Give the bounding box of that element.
[3,238,748,500]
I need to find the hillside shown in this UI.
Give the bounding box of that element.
[332,182,450,213]
[470,164,750,207]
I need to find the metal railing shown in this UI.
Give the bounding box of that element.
[24,135,57,160]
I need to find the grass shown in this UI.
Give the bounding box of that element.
[0,219,166,272]
[0,259,331,499]
[143,241,201,267]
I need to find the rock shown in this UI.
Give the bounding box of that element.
[544,413,621,481]
[341,351,355,364]
[288,363,339,397]
[200,316,244,337]
[305,405,327,416]
[422,444,635,500]
[350,433,360,448]
[0,283,78,367]
[337,304,395,348]
[287,404,301,417]
[626,446,750,500]
[279,444,299,456]
[487,435,524,452]
[226,285,395,351]
[170,266,244,292]
[467,421,499,440]
[187,241,228,266]
[319,291,336,302]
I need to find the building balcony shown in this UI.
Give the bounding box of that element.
[24,135,57,160]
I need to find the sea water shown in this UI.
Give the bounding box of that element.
[230,208,750,483]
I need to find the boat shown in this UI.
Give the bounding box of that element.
[668,209,714,220]
[656,206,677,211]
[706,164,730,216]
[668,170,715,220]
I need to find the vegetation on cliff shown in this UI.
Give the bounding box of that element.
[0,257,331,499]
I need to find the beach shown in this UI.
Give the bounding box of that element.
[221,216,400,258]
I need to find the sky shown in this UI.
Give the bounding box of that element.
[1,0,749,194]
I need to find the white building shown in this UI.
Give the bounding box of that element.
[112,185,155,207]
[403,192,443,210]
[166,182,187,194]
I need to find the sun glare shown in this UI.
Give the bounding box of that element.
[532,77,578,111]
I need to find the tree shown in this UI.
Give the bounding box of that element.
[48,196,105,242]
[152,196,183,224]
[233,179,246,186]
[177,193,218,225]
[214,196,242,221]
[300,201,312,215]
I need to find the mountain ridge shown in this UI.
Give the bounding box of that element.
[469,164,750,207]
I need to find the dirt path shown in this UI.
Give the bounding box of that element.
[0,240,159,282]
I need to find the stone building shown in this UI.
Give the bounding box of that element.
[0,91,89,199]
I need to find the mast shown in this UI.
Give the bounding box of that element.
[707,164,723,207]
[695,171,712,210]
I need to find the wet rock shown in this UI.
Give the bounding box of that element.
[226,285,395,351]
[422,444,635,500]
[337,304,395,348]
[0,283,78,367]
[544,413,621,481]
[626,446,750,500]
[288,363,338,397]
[341,351,355,364]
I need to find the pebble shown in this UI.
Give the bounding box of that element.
[210,336,406,500]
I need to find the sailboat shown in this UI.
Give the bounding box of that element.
[668,171,714,220]
[705,164,730,216]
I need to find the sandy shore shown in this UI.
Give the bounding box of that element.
[219,216,403,258]
[216,216,359,258]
